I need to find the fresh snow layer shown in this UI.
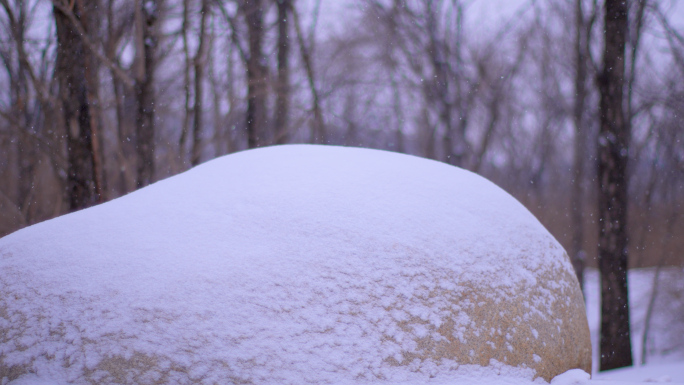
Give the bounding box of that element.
[7,366,684,385]
[584,268,684,370]
[1,145,581,384]
[593,362,684,383]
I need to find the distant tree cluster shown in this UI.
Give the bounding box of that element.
[1,0,683,371]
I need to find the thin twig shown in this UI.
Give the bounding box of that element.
[50,0,135,88]
[213,0,248,64]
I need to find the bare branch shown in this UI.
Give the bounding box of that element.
[652,2,684,76]
[214,0,248,64]
[291,1,326,143]
[0,0,54,105]
[50,0,135,88]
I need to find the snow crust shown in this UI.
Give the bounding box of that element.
[0,145,578,384]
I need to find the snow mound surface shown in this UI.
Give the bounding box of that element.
[0,145,589,384]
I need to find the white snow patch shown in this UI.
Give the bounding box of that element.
[550,369,590,385]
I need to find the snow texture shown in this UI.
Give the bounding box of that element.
[584,268,684,370]
[1,145,584,384]
[594,362,684,384]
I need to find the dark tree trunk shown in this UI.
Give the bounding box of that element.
[274,0,291,144]
[596,0,632,371]
[15,81,34,217]
[135,0,158,188]
[179,0,192,166]
[54,1,97,211]
[209,35,224,156]
[244,0,266,148]
[191,0,209,166]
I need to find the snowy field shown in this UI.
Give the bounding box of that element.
[584,268,684,384]
[1,145,682,385]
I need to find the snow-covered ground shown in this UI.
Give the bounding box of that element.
[584,268,684,384]
[1,145,682,384]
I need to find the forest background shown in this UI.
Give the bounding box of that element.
[2,0,681,270]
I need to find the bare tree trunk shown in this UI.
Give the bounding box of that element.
[292,3,325,144]
[343,92,357,146]
[82,0,105,202]
[571,0,589,292]
[425,1,454,165]
[103,0,133,196]
[225,40,237,153]
[179,0,192,166]
[135,0,158,188]
[54,0,98,211]
[209,22,224,156]
[472,94,500,173]
[111,71,130,195]
[243,0,267,148]
[596,0,632,371]
[626,0,646,138]
[452,2,469,166]
[422,109,437,160]
[191,0,209,166]
[470,31,528,174]
[3,0,35,218]
[14,89,34,219]
[390,69,404,153]
[274,0,291,144]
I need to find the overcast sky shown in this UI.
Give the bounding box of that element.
[314,0,529,39]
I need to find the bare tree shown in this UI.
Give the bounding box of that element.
[362,0,515,166]
[273,0,291,144]
[0,0,34,217]
[191,0,210,165]
[178,0,193,165]
[242,0,267,148]
[208,19,225,156]
[638,4,684,362]
[53,0,101,210]
[103,0,137,195]
[84,1,106,201]
[425,1,455,165]
[134,0,160,187]
[571,0,598,291]
[292,0,325,144]
[1,0,69,229]
[214,0,247,151]
[596,0,632,371]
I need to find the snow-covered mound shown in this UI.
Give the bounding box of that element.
[0,145,590,384]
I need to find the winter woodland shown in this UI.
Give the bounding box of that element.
[0,0,683,381]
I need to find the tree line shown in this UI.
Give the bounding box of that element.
[1,0,683,372]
